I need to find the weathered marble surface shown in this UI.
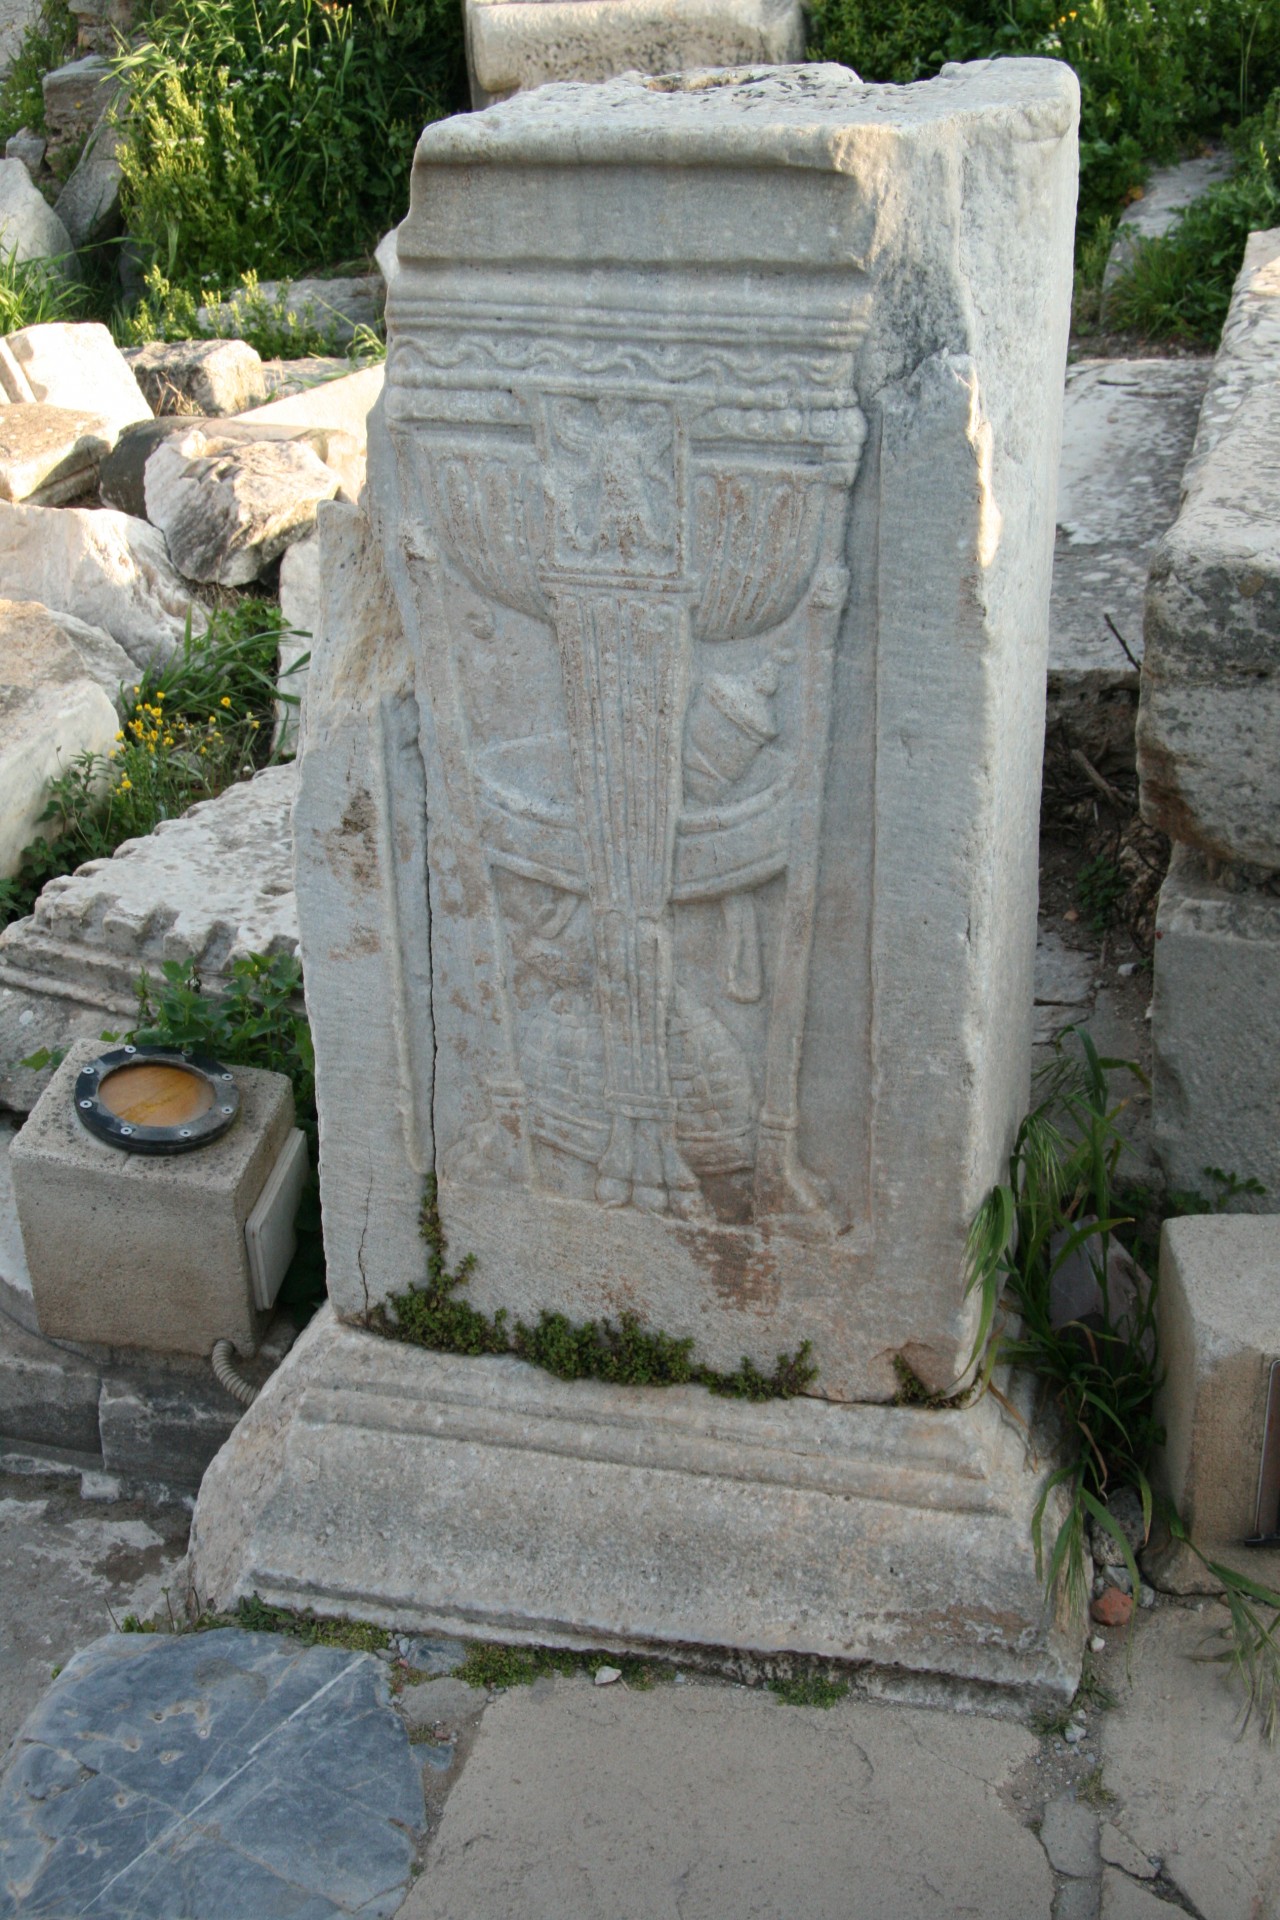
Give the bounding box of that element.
[300,61,1079,1402]
[465,0,805,104]
[0,1629,424,1918]
[1139,231,1280,869]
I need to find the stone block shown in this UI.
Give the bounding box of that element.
[40,54,117,169]
[0,0,42,73]
[237,360,382,452]
[0,401,112,504]
[0,498,202,668]
[0,598,134,709]
[1138,231,1280,868]
[52,114,120,250]
[1048,358,1209,732]
[11,1038,295,1357]
[4,129,45,176]
[274,530,317,752]
[191,1308,1080,1707]
[465,0,805,104]
[0,320,151,438]
[1149,847,1280,1207]
[1148,1215,1280,1595]
[127,337,266,417]
[143,425,341,586]
[0,614,116,876]
[306,61,1079,1401]
[0,158,72,271]
[0,764,299,1109]
[0,1304,102,1457]
[98,1370,239,1487]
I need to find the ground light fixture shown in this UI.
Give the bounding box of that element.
[74,1045,241,1154]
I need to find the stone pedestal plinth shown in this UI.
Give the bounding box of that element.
[194,62,1081,1698]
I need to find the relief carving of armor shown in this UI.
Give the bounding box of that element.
[385,291,865,1229]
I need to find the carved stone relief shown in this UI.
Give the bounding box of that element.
[385,291,866,1234]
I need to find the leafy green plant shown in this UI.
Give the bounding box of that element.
[0,0,75,145]
[966,1027,1280,1736]
[112,0,466,302]
[0,602,292,930]
[768,1672,850,1707]
[370,1178,818,1400]
[964,1028,1160,1616]
[0,246,84,331]
[119,264,389,361]
[455,1642,667,1690]
[1076,853,1126,932]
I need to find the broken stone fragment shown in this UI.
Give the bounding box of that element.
[0,498,203,667]
[52,115,121,250]
[1090,1586,1134,1628]
[143,427,343,585]
[0,402,114,504]
[127,337,268,417]
[3,129,46,176]
[0,321,151,438]
[0,599,134,709]
[0,613,117,876]
[0,158,74,274]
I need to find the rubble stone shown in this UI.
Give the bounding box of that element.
[40,54,117,171]
[3,129,45,176]
[0,158,73,270]
[0,401,112,504]
[52,115,120,249]
[0,599,133,709]
[0,613,116,876]
[143,425,343,585]
[0,498,202,667]
[0,320,151,439]
[127,337,267,417]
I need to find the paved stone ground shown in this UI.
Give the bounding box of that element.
[0,1585,1271,1919]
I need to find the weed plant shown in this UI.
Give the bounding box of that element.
[965,1026,1280,1736]
[0,602,293,929]
[768,1673,850,1707]
[118,266,389,360]
[0,247,83,331]
[370,1178,818,1400]
[112,0,466,304]
[807,0,1280,297]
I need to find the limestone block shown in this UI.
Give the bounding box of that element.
[0,0,42,74]
[275,529,318,752]
[1048,358,1209,705]
[0,499,202,667]
[1138,234,1280,868]
[375,227,400,296]
[0,764,299,1108]
[303,61,1079,1400]
[1149,847,1280,1207]
[237,361,383,455]
[196,275,382,350]
[0,598,134,708]
[40,54,117,170]
[0,321,151,438]
[100,412,356,519]
[1148,1214,1280,1594]
[127,337,267,417]
[465,0,805,104]
[52,115,120,250]
[12,1038,294,1357]
[4,129,45,175]
[190,1308,1080,1706]
[0,616,116,876]
[144,425,343,586]
[0,401,112,504]
[0,158,72,270]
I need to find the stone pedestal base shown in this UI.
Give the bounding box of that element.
[191,1310,1080,1711]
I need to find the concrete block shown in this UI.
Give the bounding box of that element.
[1149,847,1280,1207]
[11,1038,294,1358]
[465,0,805,104]
[1138,232,1280,867]
[1149,1214,1280,1597]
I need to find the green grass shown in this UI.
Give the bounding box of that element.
[0,247,85,331]
[112,0,466,304]
[456,1643,669,1690]
[768,1673,850,1708]
[0,0,75,146]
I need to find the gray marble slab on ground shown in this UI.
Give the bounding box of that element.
[1050,358,1211,688]
[0,1628,424,1918]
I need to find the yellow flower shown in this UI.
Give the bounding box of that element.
[220,696,231,708]
[155,690,164,701]
[119,777,132,791]
[199,746,207,755]
[164,735,174,747]
[114,730,124,742]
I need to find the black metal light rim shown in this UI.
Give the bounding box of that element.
[74,1045,240,1156]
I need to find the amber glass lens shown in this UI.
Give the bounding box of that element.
[97,1063,215,1128]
